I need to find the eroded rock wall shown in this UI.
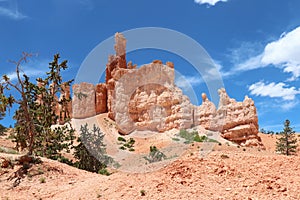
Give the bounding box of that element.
[72,82,96,119]
[96,83,107,114]
[71,32,263,147]
[198,88,263,147]
[114,63,194,134]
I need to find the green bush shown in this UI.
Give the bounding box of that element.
[178,129,219,144]
[220,154,229,159]
[144,146,167,163]
[207,138,219,143]
[178,129,197,143]
[193,135,207,142]
[140,190,146,196]
[0,146,18,154]
[98,168,111,176]
[39,177,46,183]
[117,137,126,142]
[118,137,135,151]
[119,146,126,150]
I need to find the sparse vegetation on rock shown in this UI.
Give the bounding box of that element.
[220,154,229,159]
[178,129,200,144]
[118,137,135,151]
[0,146,18,154]
[39,177,46,183]
[140,189,146,196]
[144,146,167,163]
[177,129,219,144]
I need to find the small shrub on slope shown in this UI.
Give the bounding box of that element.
[144,146,167,163]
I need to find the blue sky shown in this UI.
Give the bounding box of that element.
[1,0,300,132]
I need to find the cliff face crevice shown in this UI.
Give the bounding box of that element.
[72,33,263,147]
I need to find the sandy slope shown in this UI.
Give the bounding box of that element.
[1,122,300,199]
[1,144,300,200]
[259,132,300,154]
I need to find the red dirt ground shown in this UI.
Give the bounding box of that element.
[1,129,300,199]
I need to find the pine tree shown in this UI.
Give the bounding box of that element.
[276,119,298,156]
[0,104,6,135]
[0,83,12,119]
[73,123,116,173]
[0,53,74,158]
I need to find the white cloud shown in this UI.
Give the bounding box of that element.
[261,27,300,81]
[211,60,226,75]
[228,26,300,81]
[4,59,49,82]
[261,27,300,66]
[0,1,27,20]
[78,0,94,10]
[6,69,44,82]
[281,100,299,111]
[220,54,264,77]
[228,42,263,65]
[234,54,264,72]
[175,60,225,89]
[221,41,266,77]
[194,0,228,6]
[175,75,203,89]
[248,81,300,101]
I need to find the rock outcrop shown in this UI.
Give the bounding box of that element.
[72,33,263,147]
[72,82,96,119]
[218,92,262,147]
[114,63,194,134]
[58,83,72,124]
[200,88,263,147]
[194,93,217,129]
[106,33,128,120]
[95,83,107,114]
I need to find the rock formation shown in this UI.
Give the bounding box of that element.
[95,83,107,114]
[58,83,72,125]
[72,82,96,119]
[201,88,263,147]
[71,33,263,147]
[106,33,128,120]
[114,63,194,134]
[194,93,217,130]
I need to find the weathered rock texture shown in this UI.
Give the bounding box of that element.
[114,63,194,134]
[72,33,263,147]
[106,33,128,120]
[206,88,262,147]
[72,82,96,119]
[95,83,107,114]
[58,83,72,124]
[194,93,217,130]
